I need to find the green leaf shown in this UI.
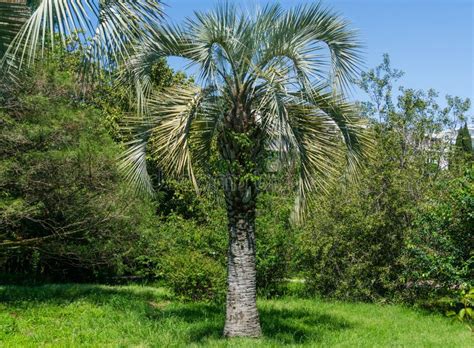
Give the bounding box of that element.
[446,310,457,317]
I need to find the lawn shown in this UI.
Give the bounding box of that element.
[0,284,470,347]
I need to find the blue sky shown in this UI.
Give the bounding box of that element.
[164,0,473,107]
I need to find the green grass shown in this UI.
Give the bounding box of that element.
[0,284,470,347]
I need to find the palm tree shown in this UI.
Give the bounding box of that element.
[121,3,371,337]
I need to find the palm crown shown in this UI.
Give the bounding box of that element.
[121,2,371,221]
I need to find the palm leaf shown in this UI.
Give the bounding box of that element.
[0,0,30,57]
[305,86,373,172]
[1,0,163,70]
[119,84,219,194]
[258,2,362,91]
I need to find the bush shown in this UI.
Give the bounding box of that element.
[255,192,295,297]
[0,55,159,283]
[298,60,472,303]
[134,189,296,300]
[300,181,405,301]
[162,251,226,302]
[401,168,473,301]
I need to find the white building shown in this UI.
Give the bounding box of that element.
[431,124,474,168]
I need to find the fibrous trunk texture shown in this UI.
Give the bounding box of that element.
[223,184,261,337]
[220,103,263,337]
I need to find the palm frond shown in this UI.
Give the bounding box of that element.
[286,103,345,223]
[118,83,222,195]
[283,86,372,222]
[1,0,163,70]
[259,2,363,91]
[118,132,155,196]
[188,94,223,167]
[303,85,373,173]
[0,0,30,57]
[252,69,293,160]
[254,80,370,222]
[252,77,343,222]
[146,85,216,191]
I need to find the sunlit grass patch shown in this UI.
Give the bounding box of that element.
[0,284,471,347]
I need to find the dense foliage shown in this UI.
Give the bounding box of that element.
[0,56,159,282]
[0,46,472,311]
[300,58,473,303]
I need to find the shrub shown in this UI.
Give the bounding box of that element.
[255,192,295,297]
[298,68,471,302]
[300,184,405,301]
[401,168,473,301]
[136,190,296,300]
[161,251,226,302]
[446,288,474,331]
[0,55,159,283]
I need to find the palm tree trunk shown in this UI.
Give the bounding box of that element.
[223,182,262,338]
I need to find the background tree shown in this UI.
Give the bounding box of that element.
[456,123,473,152]
[121,3,370,337]
[357,53,404,121]
[453,123,473,165]
[0,45,159,282]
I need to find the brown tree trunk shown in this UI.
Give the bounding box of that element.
[223,181,262,337]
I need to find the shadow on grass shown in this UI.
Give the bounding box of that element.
[148,301,354,345]
[0,284,353,345]
[261,307,353,344]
